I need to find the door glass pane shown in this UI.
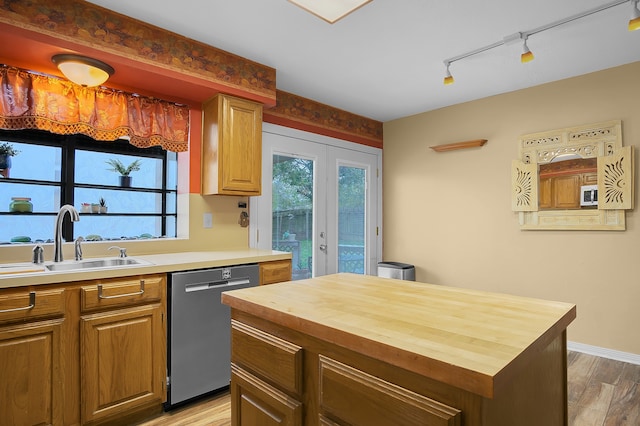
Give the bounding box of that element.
[338,166,365,274]
[272,154,313,280]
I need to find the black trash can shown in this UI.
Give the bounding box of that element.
[377,261,415,281]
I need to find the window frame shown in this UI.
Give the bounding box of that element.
[0,129,177,242]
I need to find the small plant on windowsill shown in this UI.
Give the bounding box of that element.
[0,142,19,176]
[99,197,108,214]
[106,158,141,187]
[0,142,20,157]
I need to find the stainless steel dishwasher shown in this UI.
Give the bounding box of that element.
[166,263,259,408]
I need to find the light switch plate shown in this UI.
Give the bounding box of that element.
[203,212,213,228]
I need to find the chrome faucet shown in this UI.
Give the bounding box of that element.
[54,204,80,262]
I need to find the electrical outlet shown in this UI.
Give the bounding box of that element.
[203,212,213,228]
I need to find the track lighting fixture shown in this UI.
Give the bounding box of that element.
[442,0,637,85]
[630,0,640,30]
[443,62,454,85]
[51,54,114,87]
[521,38,534,63]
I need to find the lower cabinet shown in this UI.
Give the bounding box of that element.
[81,304,165,423]
[231,365,302,426]
[0,319,64,426]
[0,274,166,426]
[79,275,166,424]
[0,287,66,426]
[230,318,462,426]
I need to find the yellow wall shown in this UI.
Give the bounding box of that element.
[383,61,640,355]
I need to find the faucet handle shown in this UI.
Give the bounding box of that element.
[74,237,84,261]
[32,244,44,264]
[108,246,127,258]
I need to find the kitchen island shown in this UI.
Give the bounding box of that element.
[221,273,576,426]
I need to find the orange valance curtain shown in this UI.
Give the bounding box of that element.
[0,65,189,152]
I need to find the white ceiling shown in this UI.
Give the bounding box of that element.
[87,0,640,122]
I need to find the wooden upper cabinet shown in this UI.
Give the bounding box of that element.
[202,94,263,196]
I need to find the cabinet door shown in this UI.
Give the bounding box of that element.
[221,95,262,194]
[202,94,262,196]
[553,175,581,209]
[81,304,165,424]
[0,319,64,426]
[231,364,302,426]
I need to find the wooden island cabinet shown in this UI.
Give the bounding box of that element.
[222,273,576,426]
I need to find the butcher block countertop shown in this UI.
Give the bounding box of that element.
[0,249,291,289]
[222,273,576,399]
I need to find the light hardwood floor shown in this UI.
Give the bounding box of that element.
[137,351,639,426]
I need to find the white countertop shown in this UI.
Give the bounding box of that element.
[0,249,291,289]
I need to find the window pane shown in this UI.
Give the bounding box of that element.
[167,152,178,189]
[74,188,165,214]
[0,216,55,244]
[76,151,164,189]
[338,166,365,274]
[75,216,168,241]
[272,154,314,280]
[166,192,177,214]
[0,142,61,181]
[1,183,60,213]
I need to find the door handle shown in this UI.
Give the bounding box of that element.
[319,244,327,251]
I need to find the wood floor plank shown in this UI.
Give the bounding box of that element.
[620,362,640,384]
[591,358,625,385]
[568,352,599,404]
[604,380,640,426]
[577,381,615,412]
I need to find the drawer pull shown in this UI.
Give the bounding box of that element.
[0,291,36,313]
[98,280,145,299]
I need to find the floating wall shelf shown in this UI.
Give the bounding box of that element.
[430,139,487,152]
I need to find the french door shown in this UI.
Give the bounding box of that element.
[250,124,381,279]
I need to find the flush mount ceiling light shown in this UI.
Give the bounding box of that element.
[442,0,637,86]
[288,0,372,24]
[51,54,114,87]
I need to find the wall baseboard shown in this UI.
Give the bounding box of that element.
[568,341,640,365]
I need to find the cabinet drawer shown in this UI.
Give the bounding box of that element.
[231,320,302,396]
[260,260,292,285]
[319,355,461,426]
[81,274,164,312]
[0,288,65,324]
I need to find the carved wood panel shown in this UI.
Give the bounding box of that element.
[512,120,634,230]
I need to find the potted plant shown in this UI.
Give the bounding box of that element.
[0,142,19,177]
[106,158,141,187]
[99,197,108,214]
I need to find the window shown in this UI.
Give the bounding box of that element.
[0,129,177,244]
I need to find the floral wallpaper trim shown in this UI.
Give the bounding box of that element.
[264,90,383,148]
[0,0,276,102]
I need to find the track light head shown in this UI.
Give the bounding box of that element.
[443,62,454,85]
[630,0,640,31]
[521,39,534,63]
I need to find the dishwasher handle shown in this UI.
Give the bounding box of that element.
[185,278,251,293]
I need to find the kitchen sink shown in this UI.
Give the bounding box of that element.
[45,257,151,272]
